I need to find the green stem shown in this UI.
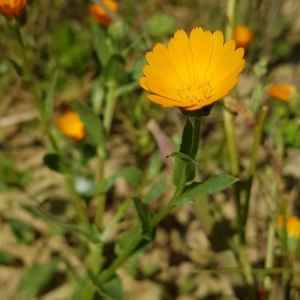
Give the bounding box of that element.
[96,116,202,283]
[16,28,88,225]
[223,108,239,176]
[16,28,60,153]
[223,108,242,241]
[94,81,117,230]
[94,146,106,230]
[101,197,132,242]
[225,0,241,241]
[103,81,117,134]
[226,0,237,39]
[15,28,42,117]
[241,106,267,243]
[190,117,201,159]
[65,174,89,226]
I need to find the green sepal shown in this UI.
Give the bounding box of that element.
[179,103,215,119]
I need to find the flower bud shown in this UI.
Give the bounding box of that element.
[233,25,254,49]
[0,0,27,17]
[89,0,118,26]
[58,111,85,141]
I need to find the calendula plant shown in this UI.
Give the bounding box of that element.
[1,0,299,299]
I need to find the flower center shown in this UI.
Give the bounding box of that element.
[179,80,212,103]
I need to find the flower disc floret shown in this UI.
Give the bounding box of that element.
[139,27,245,111]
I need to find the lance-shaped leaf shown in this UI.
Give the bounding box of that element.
[73,101,105,146]
[174,174,238,206]
[101,166,142,193]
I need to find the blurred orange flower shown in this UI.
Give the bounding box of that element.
[268,84,296,102]
[139,27,245,111]
[233,25,254,49]
[58,111,85,141]
[277,215,300,240]
[89,0,118,26]
[0,0,26,17]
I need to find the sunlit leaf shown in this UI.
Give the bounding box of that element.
[174,174,238,206]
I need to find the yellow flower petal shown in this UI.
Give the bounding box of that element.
[151,43,183,86]
[139,77,149,91]
[204,31,224,81]
[146,51,183,88]
[139,27,245,111]
[148,95,192,108]
[142,65,180,91]
[145,80,182,102]
[195,31,213,80]
[209,40,241,86]
[168,33,191,83]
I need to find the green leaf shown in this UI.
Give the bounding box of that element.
[143,177,167,204]
[101,166,142,193]
[0,251,22,266]
[73,101,105,146]
[114,223,154,259]
[93,23,114,66]
[54,24,74,54]
[170,151,195,187]
[43,153,70,173]
[174,174,238,206]
[8,59,23,77]
[133,197,152,240]
[104,55,126,85]
[18,259,58,297]
[8,218,35,245]
[100,276,124,300]
[43,70,59,123]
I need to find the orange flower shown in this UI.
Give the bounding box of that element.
[139,27,245,111]
[89,0,118,26]
[268,84,296,102]
[277,215,300,240]
[58,111,85,141]
[0,0,26,17]
[233,25,254,49]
